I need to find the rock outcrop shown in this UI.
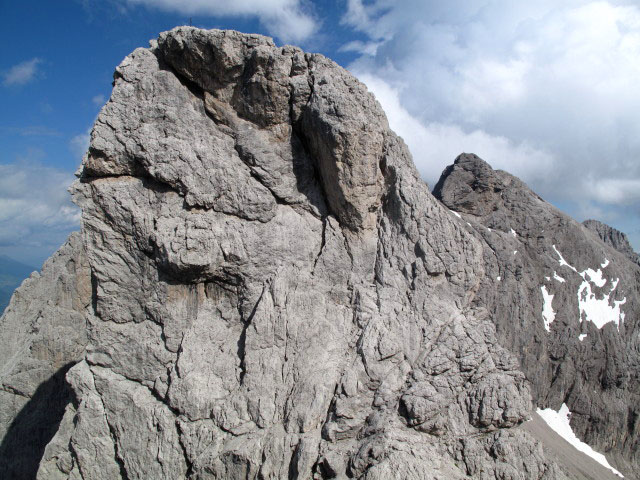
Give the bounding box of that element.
[0,233,90,478]
[434,153,639,477]
[583,219,640,267]
[0,28,637,479]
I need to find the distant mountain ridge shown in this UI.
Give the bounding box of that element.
[0,255,36,314]
[583,219,640,267]
[433,153,640,477]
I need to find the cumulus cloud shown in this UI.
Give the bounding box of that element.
[587,178,640,205]
[357,73,555,187]
[122,0,316,42]
[2,58,42,86]
[0,153,80,266]
[342,0,640,213]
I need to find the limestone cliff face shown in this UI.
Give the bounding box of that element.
[583,219,640,267]
[434,153,640,477]
[0,233,89,478]
[0,27,635,479]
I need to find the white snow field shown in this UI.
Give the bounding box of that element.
[537,404,624,478]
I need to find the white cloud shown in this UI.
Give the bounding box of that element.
[92,94,107,106]
[342,0,640,234]
[587,178,640,205]
[339,40,382,56]
[0,126,60,137]
[357,73,555,188]
[122,0,316,42]
[70,131,91,161]
[0,155,80,264]
[2,58,42,86]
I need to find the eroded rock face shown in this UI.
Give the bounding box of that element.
[0,233,90,479]
[0,28,564,479]
[434,153,640,477]
[584,219,640,267]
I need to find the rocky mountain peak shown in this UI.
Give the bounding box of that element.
[434,153,640,478]
[0,28,638,480]
[433,153,521,218]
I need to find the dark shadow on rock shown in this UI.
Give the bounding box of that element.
[0,362,76,480]
[289,130,330,219]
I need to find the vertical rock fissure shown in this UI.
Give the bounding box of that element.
[238,284,266,385]
[96,390,129,480]
[312,217,328,274]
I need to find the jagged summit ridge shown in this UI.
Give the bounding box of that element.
[433,152,639,477]
[583,219,640,266]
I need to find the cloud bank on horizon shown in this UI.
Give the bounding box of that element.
[0,154,80,267]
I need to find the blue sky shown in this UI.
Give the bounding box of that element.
[2,0,640,267]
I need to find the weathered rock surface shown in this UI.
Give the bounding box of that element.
[434,153,640,478]
[584,219,640,267]
[1,27,636,479]
[0,233,90,479]
[1,28,559,479]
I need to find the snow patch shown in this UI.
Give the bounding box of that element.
[541,286,556,332]
[578,279,626,330]
[553,271,566,283]
[451,210,461,218]
[496,276,501,281]
[579,334,587,341]
[510,228,517,237]
[537,404,624,478]
[513,250,518,255]
[583,268,606,288]
[551,246,626,330]
[552,245,578,272]
[545,276,551,281]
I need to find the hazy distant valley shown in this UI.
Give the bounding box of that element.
[0,255,35,314]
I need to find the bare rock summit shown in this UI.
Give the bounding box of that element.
[0,29,636,479]
[433,153,639,477]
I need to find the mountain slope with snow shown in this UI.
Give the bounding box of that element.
[434,153,640,477]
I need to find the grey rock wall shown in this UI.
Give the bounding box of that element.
[433,153,640,477]
[0,233,90,479]
[0,28,563,479]
[2,27,636,479]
